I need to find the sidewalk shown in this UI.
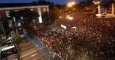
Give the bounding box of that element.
[18,38,46,60]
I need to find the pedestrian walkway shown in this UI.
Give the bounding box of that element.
[19,38,46,60]
[25,34,52,60]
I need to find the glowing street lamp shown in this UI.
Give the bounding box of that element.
[66,2,75,20]
[94,1,100,5]
[112,3,115,15]
[67,2,75,8]
[71,2,75,6]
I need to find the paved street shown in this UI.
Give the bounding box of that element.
[25,34,52,60]
[25,34,63,60]
[19,38,46,60]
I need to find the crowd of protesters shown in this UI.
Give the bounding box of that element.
[38,12,115,60]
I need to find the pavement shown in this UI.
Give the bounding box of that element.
[19,39,46,60]
[1,33,62,60]
[7,54,18,60]
[25,34,52,60]
[25,34,63,60]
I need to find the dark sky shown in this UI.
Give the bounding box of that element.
[0,0,109,4]
[0,0,78,4]
[47,0,78,4]
[0,0,33,3]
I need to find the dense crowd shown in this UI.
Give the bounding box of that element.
[38,12,115,60]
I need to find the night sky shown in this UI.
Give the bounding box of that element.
[0,0,78,4]
[0,0,109,4]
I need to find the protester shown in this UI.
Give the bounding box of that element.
[38,12,115,60]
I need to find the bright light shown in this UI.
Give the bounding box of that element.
[96,14,102,18]
[66,15,74,20]
[39,16,42,23]
[61,24,67,29]
[94,1,100,5]
[59,16,63,18]
[72,27,76,29]
[71,2,75,5]
[2,45,15,51]
[67,2,75,8]
[7,37,12,40]
[18,22,21,26]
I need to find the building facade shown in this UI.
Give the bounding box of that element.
[0,3,49,38]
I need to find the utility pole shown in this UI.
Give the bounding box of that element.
[98,3,101,14]
[112,3,114,15]
[93,1,101,14]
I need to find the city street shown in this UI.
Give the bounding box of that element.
[19,38,46,60]
[25,34,62,60]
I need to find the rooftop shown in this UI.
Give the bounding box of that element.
[0,3,48,8]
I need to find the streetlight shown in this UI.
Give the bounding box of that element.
[93,1,101,14]
[112,3,114,15]
[67,2,75,8]
[111,0,115,15]
[66,2,75,20]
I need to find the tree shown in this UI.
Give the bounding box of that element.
[77,0,95,11]
[49,6,61,26]
[41,5,61,27]
[10,11,20,20]
[42,11,49,25]
[12,34,21,43]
